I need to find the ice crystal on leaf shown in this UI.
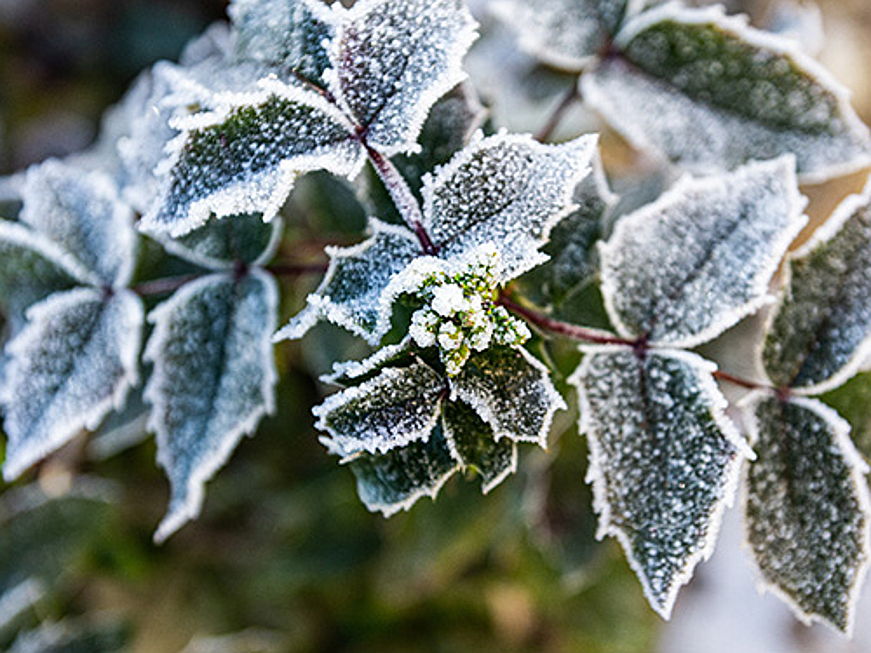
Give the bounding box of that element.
[570,347,751,618]
[280,133,596,345]
[145,271,279,542]
[743,394,871,635]
[0,161,143,481]
[762,181,871,394]
[316,342,563,515]
[143,0,479,237]
[599,156,807,348]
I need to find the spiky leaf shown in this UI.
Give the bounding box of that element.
[763,183,871,393]
[493,0,630,70]
[442,400,517,493]
[348,424,459,516]
[599,157,806,347]
[744,395,871,634]
[144,271,278,542]
[422,133,597,280]
[583,4,871,181]
[314,359,446,457]
[20,161,137,287]
[1,289,143,481]
[276,219,420,343]
[570,347,750,618]
[451,346,565,448]
[330,0,478,156]
[143,82,363,236]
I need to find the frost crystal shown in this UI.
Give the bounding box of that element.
[762,181,871,394]
[599,157,807,348]
[144,271,279,542]
[744,394,871,635]
[1,289,143,481]
[570,347,750,618]
[582,4,871,182]
[493,0,629,70]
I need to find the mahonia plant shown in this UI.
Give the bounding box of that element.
[2,0,871,636]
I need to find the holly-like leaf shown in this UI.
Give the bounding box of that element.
[451,346,566,448]
[321,338,416,387]
[0,221,84,333]
[422,133,597,280]
[144,271,278,542]
[142,81,364,237]
[275,219,420,343]
[744,394,871,634]
[1,288,143,481]
[160,213,282,271]
[19,161,137,288]
[569,347,750,618]
[599,156,806,348]
[442,400,517,493]
[347,424,459,516]
[229,0,335,87]
[314,359,446,457]
[330,0,478,156]
[583,4,871,182]
[762,183,871,394]
[492,0,630,71]
[518,152,616,311]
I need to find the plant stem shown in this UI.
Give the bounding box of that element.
[267,262,329,276]
[712,370,769,392]
[498,295,635,346]
[132,274,200,297]
[535,83,581,143]
[364,144,437,254]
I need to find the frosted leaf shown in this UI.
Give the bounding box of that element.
[583,4,871,182]
[229,0,335,87]
[1,288,144,481]
[142,81,363,237]
[492,0,629,70]
[744,394,871,634]
[762,183,871,394]
[19,161,137,288]
[314,359,446,457]
[179,21,234,67]
[518,151,616,310]
[144,271,278,542]
[442,400,517,493]
[275,219,420,344]
[321,338,415,387]
[569,347,750,618]
[160,213,282,271]
[329,0,479,156]
[0,221,85,333]
[422,133,597,280]
[451,346,565,447]
[600,157,807,348]
[347,423,458,517]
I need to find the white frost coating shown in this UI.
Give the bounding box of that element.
[585,3,871,183]
[570,346,752,618]
[441,408,519,495]
[274,218,421,343]
[422,131,597,280]
[740,393,871,636]
[144,271,279,543]
[450,346,566,447]
[599,156,807,348]
[329,0,479,157]
[20,160,138,287]
[0,220,96,288]
[142,79,364,237]
[313,360,445,457]
[491,0,623,71]
[1,288,143,481]
[321,337,412,386]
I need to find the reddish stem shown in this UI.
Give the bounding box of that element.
[712,370,768,391]
[498,295,635,346]
[535,83,581,143]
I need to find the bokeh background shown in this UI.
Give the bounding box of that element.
[1,1,871,651]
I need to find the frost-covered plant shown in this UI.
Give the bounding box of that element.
[2,0,871,637]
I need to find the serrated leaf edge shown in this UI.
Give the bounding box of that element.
[739,391,871,636]
[441,407,519,494]
[143,270,279,543]
[320,337,413,386]
[570,345,753,618]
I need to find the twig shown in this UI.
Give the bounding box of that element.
[498,295,635,346]
[535,83,581,143]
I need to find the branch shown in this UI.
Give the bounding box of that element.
[498,295,634,346]
[535,82,581,143]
